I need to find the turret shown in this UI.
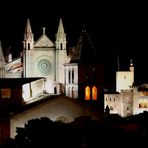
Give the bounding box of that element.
[129,59,134,72]
[55,18,67,50]
[23,18,34,50]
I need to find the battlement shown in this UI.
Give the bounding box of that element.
[120,89,133,92]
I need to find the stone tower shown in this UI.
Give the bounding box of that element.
[55,18,69,85]
[0,41,5,78]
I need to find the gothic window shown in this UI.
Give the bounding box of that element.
[92,86,97,100]
[68,70,71,83]
[114,98,116,101]
[85,86,90,100]
[110,98,111,101]
[28,43,30,50]
[72,69,74,83]
[60,43,62,50]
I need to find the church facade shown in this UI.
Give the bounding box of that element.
[0,18,104,102]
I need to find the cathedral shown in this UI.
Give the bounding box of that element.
[0,18,104,102]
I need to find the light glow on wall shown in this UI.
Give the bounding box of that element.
[85,86,90,100]
[139,99,148,108]
[92,86,97,100]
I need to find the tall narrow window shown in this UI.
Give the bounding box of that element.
[68,70,71,83]
[28,43,30,50]
[92,86,97,100]
[60,43,63,50]
[72,69,74,83]
[85,86,90,100]
[54,87,57,94]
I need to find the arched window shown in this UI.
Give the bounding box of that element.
[85,86,90,100]
[60,43,63,50]
[28,43,30,50]
[68,70,71,83]
[92,86,97,100]
[54,87,57,94]
[72,69,74,83]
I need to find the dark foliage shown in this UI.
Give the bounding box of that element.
[1,112,148,148]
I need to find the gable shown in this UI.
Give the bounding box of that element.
[34,35,54,48]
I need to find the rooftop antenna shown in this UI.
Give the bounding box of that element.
[117,51,120,71]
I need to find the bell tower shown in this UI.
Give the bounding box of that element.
[23,18,34,50]
[55,18,69,84]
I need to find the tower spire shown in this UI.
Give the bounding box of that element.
[57,18,65,34]
[129,59,134,72]
[117,53,120,71]
[55,18,67,50]
[25,18,32,35]
[23,18,34,50]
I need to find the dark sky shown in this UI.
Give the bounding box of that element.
[0,1,147,85]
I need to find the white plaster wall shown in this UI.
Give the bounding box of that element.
[30,78,44,97]
[116,71,134,92]
[104,94,121,115]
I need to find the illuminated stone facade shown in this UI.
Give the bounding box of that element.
[0,19,69,83]
[0,18,104,101]
[104,62,148,117]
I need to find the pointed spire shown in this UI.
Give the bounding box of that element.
[73,25,98,63]
[25,18,32,35]
[42,27,46,35]
[55,18,67,50]
[23,18,34,50]
[57,18,65,34]
[0,41,5,62]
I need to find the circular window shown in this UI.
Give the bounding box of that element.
[37,59,52,75]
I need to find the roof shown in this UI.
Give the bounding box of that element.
[69,27,99,64]
[34,28,54,48]
[10,94,103,121]
[0,78,42,87]
[138,83,148,91]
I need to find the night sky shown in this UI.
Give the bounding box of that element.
[0,1,147,85]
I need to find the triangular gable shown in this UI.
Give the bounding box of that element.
[34,35,54,48]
